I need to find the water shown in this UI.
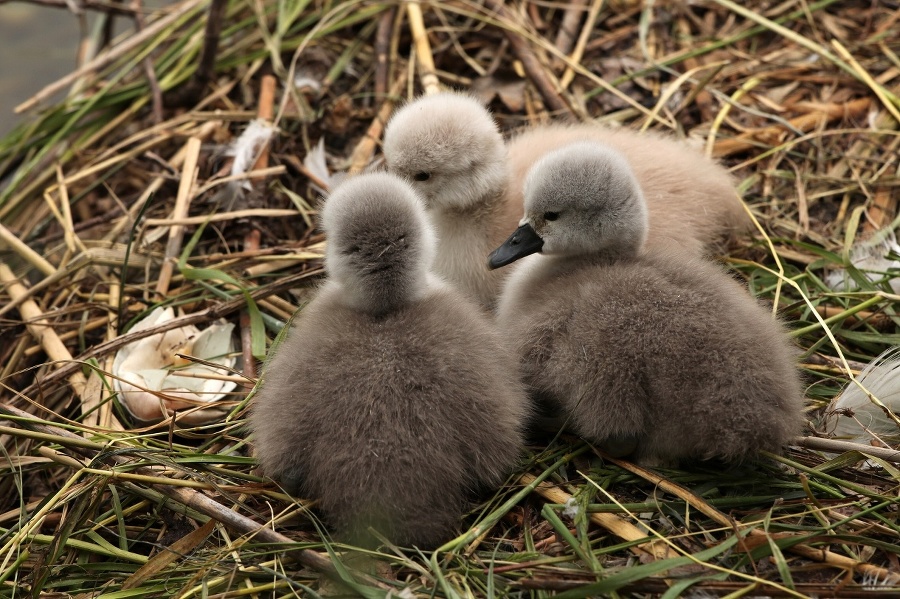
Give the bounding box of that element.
[0,5,86,136]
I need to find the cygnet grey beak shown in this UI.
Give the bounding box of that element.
[487,223,544,270]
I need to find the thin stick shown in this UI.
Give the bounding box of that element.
[559,0,604,90]
[406,0,440,95]
[2,0,139,15]
[155,136,202,297]
[553,0,587,58]
[796,436,900,463]
[374,6,398,98]
[252,75,277,177]
[131,0,164,123]
[0,262,88,403]
[240,230,261,383]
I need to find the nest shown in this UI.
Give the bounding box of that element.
[0,0,899,596]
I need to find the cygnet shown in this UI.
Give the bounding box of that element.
[249,172,527,548]
[383,92,517,308]
[383,92,748,308]
[489,142,804,465]
[505,124,750,257]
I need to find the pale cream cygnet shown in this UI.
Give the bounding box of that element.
[249,172,528,548]
[383,92,518,308]
[489,142,804,465]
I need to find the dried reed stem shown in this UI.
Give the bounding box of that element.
[406,0,441,95]
[155,136,202,297]
[0,223,56,277]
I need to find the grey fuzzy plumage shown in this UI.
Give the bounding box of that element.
[496,143,805,464]
[249,173,527,548]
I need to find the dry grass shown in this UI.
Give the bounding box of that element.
[1,0,899,596]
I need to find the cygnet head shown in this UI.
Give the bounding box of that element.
[488,142,648,269]
[383,92,507,211]
[322,172,436,314]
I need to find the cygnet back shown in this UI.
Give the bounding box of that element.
[249,172,527,548]
[506,124,749,256]
[383,92,518,309]
[492,143,804,464]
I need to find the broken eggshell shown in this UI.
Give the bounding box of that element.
[113,307,237,425]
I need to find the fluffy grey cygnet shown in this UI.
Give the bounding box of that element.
[249,172,528,548]
[383,92,748,308]
[383,93,520,309]
[489,142,804,465]
[505,124,750,257]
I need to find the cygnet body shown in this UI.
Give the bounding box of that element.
[383,92,748,308]
[383,93,517,309]
[506,124,749,257]
[249,172,527,547]
[489,142,804,464]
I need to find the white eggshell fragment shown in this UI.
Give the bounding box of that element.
[112,306,237,425]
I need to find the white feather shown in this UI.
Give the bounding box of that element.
[303,138,346,195]
[227,119,278,191]
[825,229,900,294]
[823,347,900,446]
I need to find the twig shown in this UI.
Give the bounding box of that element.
[155,136,202,297]
[712,98,872,157]
[239,75,277,379]
[406,0,440,95]
[559,0,603,90]
[0,0,139,15]
[374,5,398,98]
[796,436,900,463]
[240,230,261,383]
[552,0,587,58]
[0,223,56,277]
[169,0,228,106]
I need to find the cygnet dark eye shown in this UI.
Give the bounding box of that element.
[413,172,431,182]
[544,211,560,221]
